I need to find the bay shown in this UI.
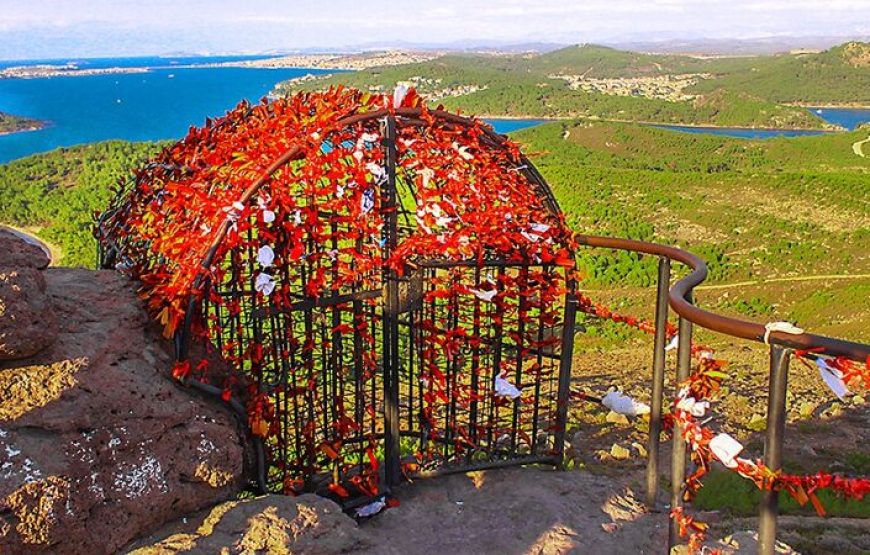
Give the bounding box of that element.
[806,107,870,131]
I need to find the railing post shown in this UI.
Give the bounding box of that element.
[646,256,671,509]
[758,345,790,555]
[668,296,693,550]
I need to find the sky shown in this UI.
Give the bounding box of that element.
[1,0,868,60]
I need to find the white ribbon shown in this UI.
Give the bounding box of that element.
[222,201,246,223]
[393,84,409,107]
[665,335,679,352]
[355,498,386,518]
[709,433,744,468]
[257,197,275,223]
[494,375,522,399]
[676,397,710,417]
[366,162,387,184]
[601,391,650,416]
[361,188,375,213]
[255,273,275,296]
[763,321,804,345]
[817,358,850,400]
[452,141,474,161]
[468,288,497,302]
[257,245,275,268]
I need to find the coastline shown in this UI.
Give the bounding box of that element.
[474,114,840,132]
[787,102,870,109]
[0,118,47,137]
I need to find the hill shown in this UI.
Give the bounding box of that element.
[687,41,870,105]
[514,44,758,77]
[512,120,869,341]
[275,42,870,127]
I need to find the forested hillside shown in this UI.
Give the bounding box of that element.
[1,124,866,284]
[688,42,870,105]
[276,42,869,128]
[0,141,164,266]
[513,121,869,287]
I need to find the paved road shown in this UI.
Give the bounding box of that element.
[853,134,870,158]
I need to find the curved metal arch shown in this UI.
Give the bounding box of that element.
[176,106,573,364]
[193,106,570,280]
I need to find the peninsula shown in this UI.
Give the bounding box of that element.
[0,112,44,135]
[0,63,149,79]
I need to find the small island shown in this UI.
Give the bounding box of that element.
[0,112,44,136]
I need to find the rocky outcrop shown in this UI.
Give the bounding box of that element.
[130,467,673,555]
[0,229,55,360]
[0,229,50,270]
[0,244,248,555]
[125,495,371,555]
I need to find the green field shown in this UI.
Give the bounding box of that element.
[0,141,165,266]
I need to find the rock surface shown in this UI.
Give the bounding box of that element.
[129,467,671,554]
[126,495,371,555]
[0,229,50,270]
[0,265,248,554]
[0,230,56,360]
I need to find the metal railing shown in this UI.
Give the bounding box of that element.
[573,234,870,555]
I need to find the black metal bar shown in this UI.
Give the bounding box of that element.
[668,302,693,549]
[382,115,402,487]
[758,346,790,555]
[646,256,671,509]
[553,275,578,467]
[412,454,561,478]
[418,258,565,269]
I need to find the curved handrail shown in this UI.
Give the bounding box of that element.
[574,234,870,362]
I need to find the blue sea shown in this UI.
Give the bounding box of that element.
[0,61,337,163]
[0,57,545,164]
[806,107,870,131]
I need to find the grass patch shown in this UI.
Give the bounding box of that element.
[693,468,870,518]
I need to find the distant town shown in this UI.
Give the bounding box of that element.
[548,73,709,102]
[206,50,442,70]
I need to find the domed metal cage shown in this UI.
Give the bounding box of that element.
[95,88,579,509]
